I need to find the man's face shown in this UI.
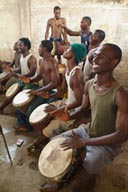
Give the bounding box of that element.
[18,41,26,53]
[89,32,101,45]
[80,19,89,30]
[38,44,44,57]
[63,47,73,60]
[92,45,115,74]
[54,9,61,19]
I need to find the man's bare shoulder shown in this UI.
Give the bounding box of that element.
[116,86,128,108]
[47,18,54,24]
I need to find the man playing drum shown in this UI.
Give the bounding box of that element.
[15,40,60,132]
[40,43,128,192]
[0,37,37,114]
[45,6,69,64]
[27,43,87,151]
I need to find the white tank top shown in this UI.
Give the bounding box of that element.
[20,54,37,79]
[65,66,80,105]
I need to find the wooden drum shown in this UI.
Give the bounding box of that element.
[29,103,54,131]
[5,83,20,99]
[38,137,86,183]
[12,89,35,113]
[51,42,69,56]
[0,71,9,82]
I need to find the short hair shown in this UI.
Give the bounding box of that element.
[41,40,53,52]
[19,37,31,50]
[95,29,106,42]
[104,43,122,64]
[82,16,92,25]
[54,6,61,12]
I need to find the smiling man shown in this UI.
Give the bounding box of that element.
[40,43,128,192]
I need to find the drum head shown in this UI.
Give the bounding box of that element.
[29,103,49,124]
[0,71,8,80]
[38,137,73,179]
[12,89,34,107]
[6,83,20,98]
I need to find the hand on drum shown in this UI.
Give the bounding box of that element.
[27,89,37,95]
[18,75,30,83]
[50,106,69,122]
[39,91,49,99]
[44,104,57,113]
[60,130,85,150]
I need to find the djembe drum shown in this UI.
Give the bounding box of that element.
[12,89,35,113]
[38,137,86,183]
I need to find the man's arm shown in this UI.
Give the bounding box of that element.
[25,55,37,78]
[70,80,91,119]
[63,25,80,36]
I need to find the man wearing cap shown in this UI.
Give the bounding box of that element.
[28,43,87,152]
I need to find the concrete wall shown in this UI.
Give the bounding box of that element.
[0,0,128,85]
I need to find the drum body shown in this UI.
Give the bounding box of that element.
[51,42,69,56]
[29,103,53,131]
[0,71,9,82]
[38,137,86,183]
[5,83,20,99]
[12,89,35,113]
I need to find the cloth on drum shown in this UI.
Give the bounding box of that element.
[59,124,121,175]
[16,89,59,131]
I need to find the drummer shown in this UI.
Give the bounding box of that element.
[45,6,69,64]
[40,44,128,192]
[15,40,60,132]
[0,37,37,113]
[29,43,87,150]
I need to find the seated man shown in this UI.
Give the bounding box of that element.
[28,43,87,151]
[0,37,37,113]
[15,40,60,132]
[40,43,128,192]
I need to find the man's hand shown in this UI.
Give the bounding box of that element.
[50,107,69,122]
[60,130,85,150]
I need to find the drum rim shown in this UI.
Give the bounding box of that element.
[29,103,49,124]
[38,137,73,179]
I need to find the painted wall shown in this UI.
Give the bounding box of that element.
[0,0,128,86]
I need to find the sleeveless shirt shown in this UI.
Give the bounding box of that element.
[20,54,37,79]
[65,66,81,105]
[88,79,122,137]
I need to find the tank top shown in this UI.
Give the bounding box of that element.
[65,66,81,105]
[80,31,92,52]
[20,54,37,79]
[88,79,122,137]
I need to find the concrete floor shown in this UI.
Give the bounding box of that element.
[0,108,45,192]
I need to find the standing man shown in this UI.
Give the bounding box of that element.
[62,16,92,52]
[45,6,69,64]
[40,43,128,192]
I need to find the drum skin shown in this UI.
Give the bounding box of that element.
[29,103,54,131]
[12,89,35,113]
[38,137,73,181]
[5,83,20,99]
[0,71,9,82]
